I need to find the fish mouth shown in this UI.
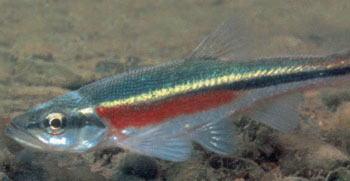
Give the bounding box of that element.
[5,123,45,150]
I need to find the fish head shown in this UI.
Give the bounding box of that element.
[5,92,107,153]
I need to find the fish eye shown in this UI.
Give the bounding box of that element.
[43,113,66,134]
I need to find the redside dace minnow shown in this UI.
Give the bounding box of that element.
[5,16,350,161]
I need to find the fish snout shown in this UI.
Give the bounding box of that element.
[4,116,45,150]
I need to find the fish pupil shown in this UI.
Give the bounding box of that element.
[50,118,61,129]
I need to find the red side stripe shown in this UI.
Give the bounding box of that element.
[96,90,236,130]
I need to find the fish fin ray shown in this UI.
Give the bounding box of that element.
[245,92,302,132]
[186,15,279,61]
[121,127,192,162]
[185,15,324,61]
[186,15,251,61]
[189,118,238,155]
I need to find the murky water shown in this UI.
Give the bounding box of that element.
[1,1,350,180]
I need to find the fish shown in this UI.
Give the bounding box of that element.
[5,15,350,162]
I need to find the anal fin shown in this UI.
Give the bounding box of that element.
[189,118,238,155]
[245,92,302,132]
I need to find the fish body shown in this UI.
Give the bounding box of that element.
[5,16,350,161]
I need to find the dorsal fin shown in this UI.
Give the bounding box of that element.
[186,15,272,61]
[185,15,329,62]
[186,15,251,61]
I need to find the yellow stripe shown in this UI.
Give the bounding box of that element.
[99,67,304,107]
